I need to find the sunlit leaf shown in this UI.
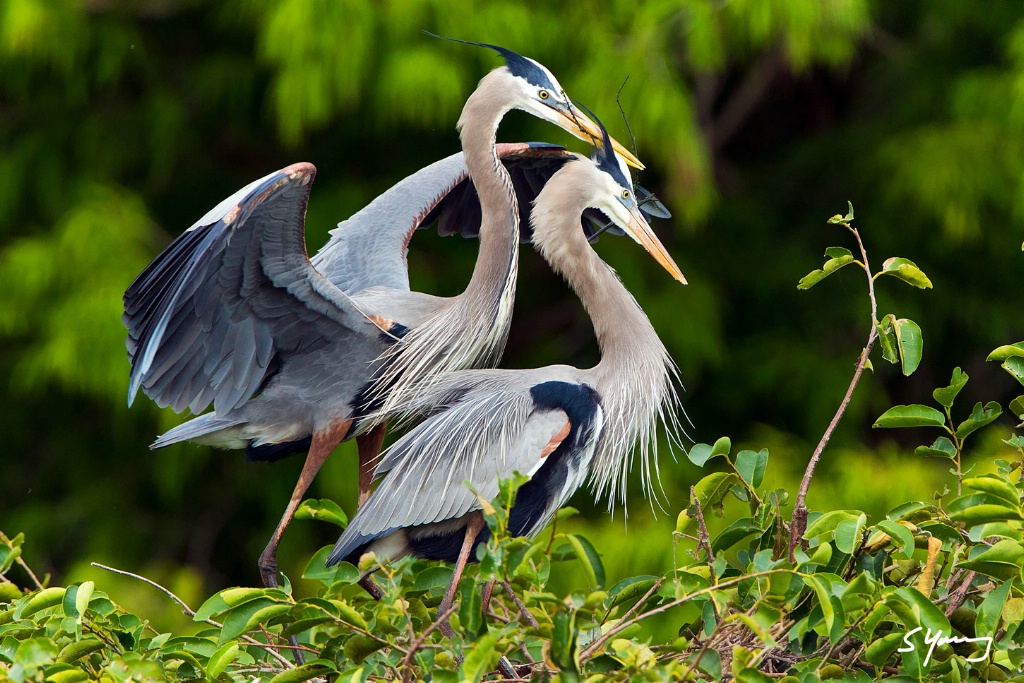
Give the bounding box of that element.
[914,436,957,459]
[958,539,1024,580]
[797,249,857,289]
[295,499,348,528]
[932,367,967,408]
[893,318,923,375]
[734,449,768,488]
[876,520,916,560]
[878,257,933,288]
[873,404,946,428]
[987,342,1024,361]
[955,401,1002,440]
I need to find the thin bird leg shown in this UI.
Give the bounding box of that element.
[355,422,387,508]
[481,581,495,613]
[358,574,385,601]
[258,420,351,589]
[436,513,485,638]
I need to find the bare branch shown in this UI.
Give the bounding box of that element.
[789,223,878,560]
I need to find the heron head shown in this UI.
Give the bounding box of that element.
[427,33,644,169]
[585,113,686,284]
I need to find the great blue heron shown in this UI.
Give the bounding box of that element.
[325,120,684,636]
[122,42,643,588]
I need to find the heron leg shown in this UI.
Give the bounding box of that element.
[436,513,485,638]
[358,574,385,601]
[258,421,350,589]
[355,422,387,508]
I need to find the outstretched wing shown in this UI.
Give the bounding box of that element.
[124,163,373,415]
[327,374,603,564]
[311,143,576,296]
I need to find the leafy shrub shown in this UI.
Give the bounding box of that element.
[2,207,1023,681]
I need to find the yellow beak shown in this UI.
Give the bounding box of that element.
[556,106,645,170]
[625,210,686,284]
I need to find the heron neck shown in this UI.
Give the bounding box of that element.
[531,178,663,387]
[457,74,520,317]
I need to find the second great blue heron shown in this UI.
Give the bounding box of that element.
[122,42,647,588]
[326,120,684,634]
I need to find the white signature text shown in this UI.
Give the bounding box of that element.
[898,626,994,666]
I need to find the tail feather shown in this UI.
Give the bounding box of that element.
[151,413,246,449]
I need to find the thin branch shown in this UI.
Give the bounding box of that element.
[581,578,665,662]
[789,223,878,561]
[17,555,44,591]
[944,571,976,617]
[691,487,716,568]
[92,562,195,616]
[400,604,458,683]
[91,562,294,669]
[501,580,539,629]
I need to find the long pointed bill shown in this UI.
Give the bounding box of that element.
[625,210,686,284]
[556,106,645,170]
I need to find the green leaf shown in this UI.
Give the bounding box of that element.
[834,514,867,554]
[606,576,660,610]
[955,401,1002,441]
[975,579,1012,637]
[0,546,21,574]
[987,342,1024,361]
[461,633,500,683]
[268,662,337,683]
[302,547,359,584]
[893,318,923,375]
[797,249,857,289]
[877,315,898,365]
[550,610,578,677]
[801,575,835,633]
[914,436,957,459]
[804,510,862,540]
[219,598,291,644]
[14,587,65,619]
[932,367,968,408]
[56,639,104,664]
[864,632,905,667]
[826,202,854,224]
[1002,356,1024,387]
[686,440,728,467]
[711,518,758,553]
[1010,396,1024,418]
[949,503,1023,526]
[735,449,768,488]
[873,404,946,429]
[963,475,1019,506]
[458,578,484,638]
[294,498,348,528]
[343,635,385,664]
[206,642,239,679]
[692,472,740,509]
[412,566,453,593]
[959,539,1024,580]
[565,534,605,588]
[876,520,916,560]
[894,586,950,634]
[878,257,933,288]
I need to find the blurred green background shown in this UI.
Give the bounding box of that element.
[2,0,1023,631]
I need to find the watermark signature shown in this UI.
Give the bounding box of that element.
[898,626,994,666]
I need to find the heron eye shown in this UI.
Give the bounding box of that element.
[621,189,631,200]
[539,89,550,100]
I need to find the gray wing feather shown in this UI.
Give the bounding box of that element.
[124,163,372,414]
[311,143,577,297]
[342,382,570,541]
[311,153,471,295]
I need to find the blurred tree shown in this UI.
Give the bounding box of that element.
[1,0,1022,613]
